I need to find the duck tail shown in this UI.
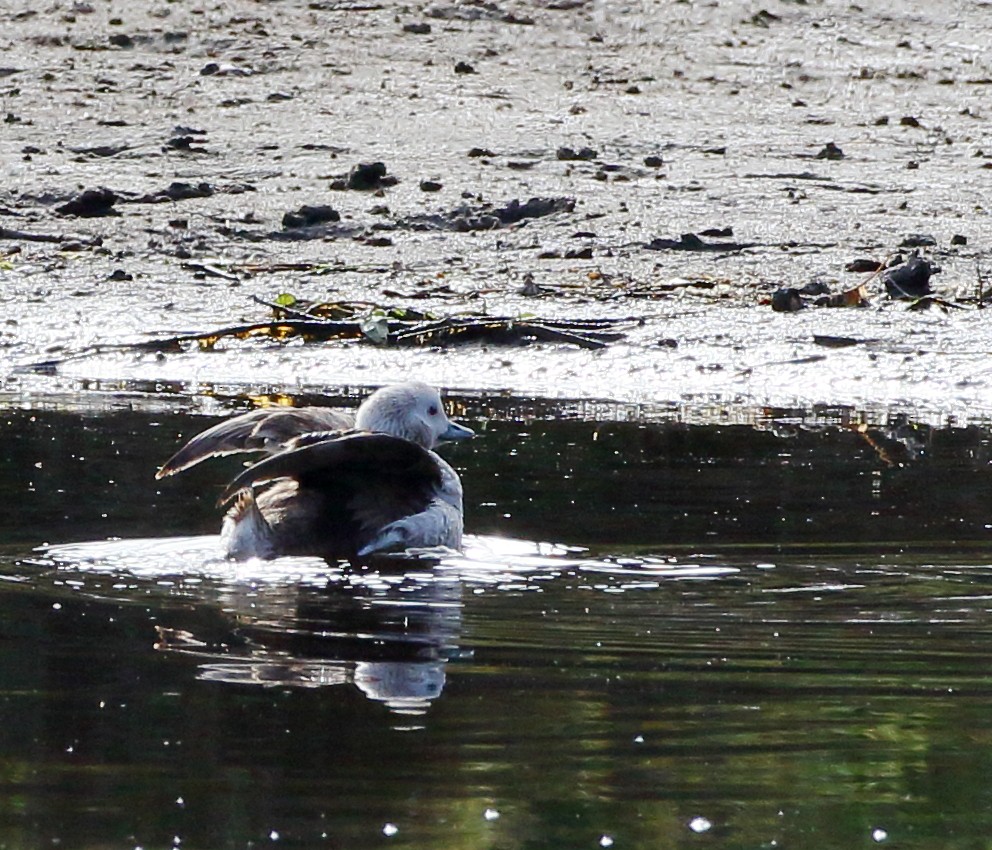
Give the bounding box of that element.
[221,490,278,560]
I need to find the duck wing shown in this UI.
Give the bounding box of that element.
[156,407,353,478]
[220,432,448,559]
[217,432,442,506]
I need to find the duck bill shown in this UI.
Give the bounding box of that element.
[441,421,475,441]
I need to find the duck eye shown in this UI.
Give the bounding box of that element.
[428,405,439,416]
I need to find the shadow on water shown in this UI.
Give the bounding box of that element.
[2,398,992,848]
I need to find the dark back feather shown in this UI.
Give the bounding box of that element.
[221,432,445,558]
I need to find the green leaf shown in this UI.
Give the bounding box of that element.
[274,292,297,307]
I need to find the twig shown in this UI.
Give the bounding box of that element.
[250,295,326,321]
[0,227,93,244]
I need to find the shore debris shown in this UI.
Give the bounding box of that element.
[14,298,629,374]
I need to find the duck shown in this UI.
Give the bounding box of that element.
[156,382,474,562]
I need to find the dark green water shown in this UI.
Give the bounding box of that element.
[2,400,992,849]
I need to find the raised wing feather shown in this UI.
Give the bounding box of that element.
[218,432,443,506]
[156,406,353,478]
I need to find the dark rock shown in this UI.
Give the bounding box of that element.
[748,9,781,26]
[282,204,341,229]
[951,234,967,246]
[468,147,496,158]
[812,335,861,348]
[165,135,196,150]
[564,246,593,259]
[108,33,133,48]
[424,2,532,24]
[108,268,132,281]
[643,155,664,167]
[883,255,939,299]
[344,161,393,191]
[557,146,598,161]
[771,288,805,312]
[454,61,476,74]
[70,143,129,158]
[199,62,251,77]
[300,142,346,152]
[402,196,574,232]
[163,182,214,201]
[900,115,921,127]
[132,182,214,203]
[899,233,937,248]
[815,142,845,160]
[799,280,831,296]
[846,258,882,272]
[646,232,758,252]
[519,273,542,295]
[699,226,733,238]
[420,180,443,192]
[496,197,573,225]
[403,22,431,33]
[56,187,119,217]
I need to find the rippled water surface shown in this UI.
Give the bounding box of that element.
[3,399,992,849]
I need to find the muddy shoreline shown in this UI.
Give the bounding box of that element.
[2,0,991,421]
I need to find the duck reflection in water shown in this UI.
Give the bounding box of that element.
[157,559,465,716]
[156,383,474,563]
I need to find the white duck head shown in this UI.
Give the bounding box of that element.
[354,382,474,449]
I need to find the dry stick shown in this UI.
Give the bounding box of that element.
[14,322,368,373]
[0,227,89,244]
[15,311,627,373]
[859,253,896,293]
[392,317,611,350]
[249,295,393,320]
[126,321,368,348]
[249,294,327,321]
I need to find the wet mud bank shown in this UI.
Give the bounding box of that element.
[1,0,991,421]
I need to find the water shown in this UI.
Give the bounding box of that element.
[2,398,992,848]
